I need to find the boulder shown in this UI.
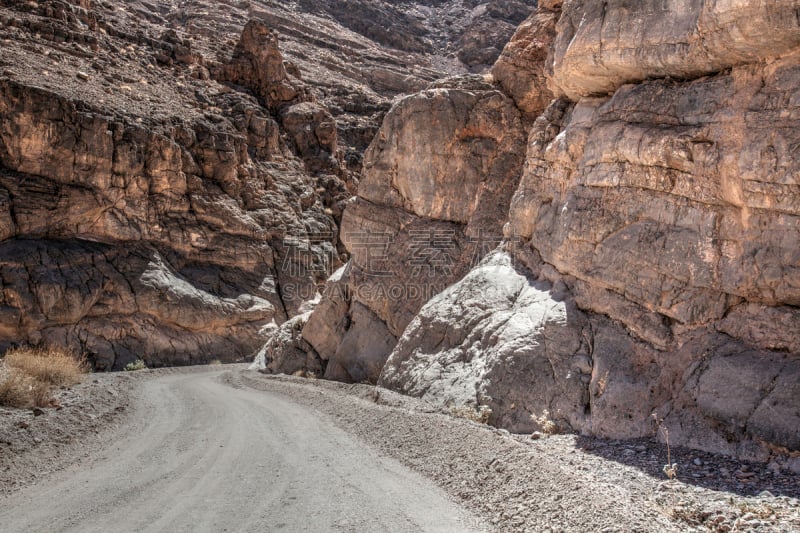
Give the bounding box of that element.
[324,302,397,384]
[359,82,526,226]
[380,251,591,433]
[250,312,325,377]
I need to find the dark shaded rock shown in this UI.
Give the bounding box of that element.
[325,302,397,384]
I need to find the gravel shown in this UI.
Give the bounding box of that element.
[240,371,800,533]
[2,366,798,532]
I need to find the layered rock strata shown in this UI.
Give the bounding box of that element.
[282,0,800,463]
[260,76,528,383]
[0,2,342,368]
[0,0,527,368]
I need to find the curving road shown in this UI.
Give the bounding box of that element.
[0,369,482,533]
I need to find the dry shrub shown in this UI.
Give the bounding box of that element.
[450,404,492,424]
[0,369,33,408]
[4,346,89,387]
[30,379,54,407]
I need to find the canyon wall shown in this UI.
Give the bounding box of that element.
[1,0,797,463]
[285,0,800,463]
[0,0,525,368]
[0,15,335,369]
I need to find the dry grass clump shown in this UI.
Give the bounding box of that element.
[0,370,34,408]
[4,346,89,387]
[0,369,54,408]
[0,346,89,408]
[450,404,492,424]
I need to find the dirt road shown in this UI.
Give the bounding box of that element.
[0,369,483,532]
[2,367,799,533]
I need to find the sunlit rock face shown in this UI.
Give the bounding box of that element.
[318,0,800,461]
[0,0,531,368]
[279,76,528,384]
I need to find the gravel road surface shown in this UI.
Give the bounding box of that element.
[2,366,798,532]
[0,368,483,532]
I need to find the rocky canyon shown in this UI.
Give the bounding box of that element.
[1,0,798,470]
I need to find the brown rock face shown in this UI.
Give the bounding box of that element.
[511,57,800,335]
[498,49,800,456]
[0,3,348,368]
[490,7,558,117]
[359,78,525,226]
[366,2,800,462]
[456,1,536,68]
[268,76,528,383]
[0,71,336,369]
[239,0,535,151]
[0,0,527,369]
[215,20,310,111]
[279,102,339,172]
[550,0,800,100]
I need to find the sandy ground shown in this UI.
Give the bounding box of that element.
[1,365,798,532]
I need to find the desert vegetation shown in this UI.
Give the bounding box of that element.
[0,346,89,408]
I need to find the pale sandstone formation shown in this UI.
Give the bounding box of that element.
[380,251,592,433]
[332,78,527,382]
[358,77,525,226]
[249,312,325,377]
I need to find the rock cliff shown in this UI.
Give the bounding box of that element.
[0,0,525,369]
[283,0,800,464]
[262,75,528,383]
[2,0,797,464]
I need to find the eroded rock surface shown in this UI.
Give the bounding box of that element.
[0,70,333,368]
[0,2,341,368]
[282,76,528,383]
[549,0,800,100]
[0,0,527,368]
[299,0,800,463]
[215,19,310,111]
[490,6,559,117]
[380,251,591,434]
[2,0,797,465]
